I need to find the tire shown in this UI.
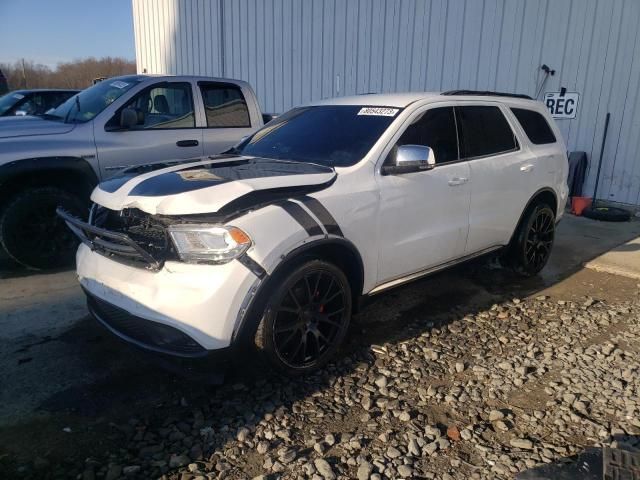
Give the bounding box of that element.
[0,187,86,270]
[582,205,631,222]
[507,203,556,277]
[255,259,352,375]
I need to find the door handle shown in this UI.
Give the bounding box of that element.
[520,164,534,172]
[448,177,468,186]
[176,139,199,147]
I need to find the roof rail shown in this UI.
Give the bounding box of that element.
[442,89,533,100]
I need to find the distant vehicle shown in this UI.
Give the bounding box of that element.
[0,89,79,117]
[60,91,568,375]
[0,75,267,269]
[0,69,8,95]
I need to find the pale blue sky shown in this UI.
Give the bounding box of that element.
[0,0,135,67]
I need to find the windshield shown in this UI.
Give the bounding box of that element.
[0,91,25,115]
[237,105,401,167]
[49,77,143,123]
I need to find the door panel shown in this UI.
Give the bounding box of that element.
[377,162,471,283]
[94,82,203,179]
[456,104,533,253]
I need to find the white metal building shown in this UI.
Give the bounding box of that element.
[132,0,640,206]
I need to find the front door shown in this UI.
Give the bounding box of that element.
[376,106,471,283]
[94,81,203,179]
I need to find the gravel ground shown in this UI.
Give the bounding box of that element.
[5,267,639,480]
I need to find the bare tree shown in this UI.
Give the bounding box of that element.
[0,57,136,91]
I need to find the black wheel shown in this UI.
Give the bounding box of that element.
[582,205,631,222]
[0,187,86,270]
[256,259,352,375]
[507,203,555,277]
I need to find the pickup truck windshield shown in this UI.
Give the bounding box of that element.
[49,77,143,124]
[237,105,400,167]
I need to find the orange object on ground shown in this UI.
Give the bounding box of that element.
[571,196,592,216]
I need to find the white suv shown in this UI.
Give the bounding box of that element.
[60,90,568,375]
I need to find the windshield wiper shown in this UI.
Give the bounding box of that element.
[41,113,63,121]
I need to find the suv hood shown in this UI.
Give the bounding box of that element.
[0,116,75,138]
[91,156,337,216]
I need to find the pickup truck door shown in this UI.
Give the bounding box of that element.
[195,81,261,155]
[93,81,204,179]
[376,105,471,284]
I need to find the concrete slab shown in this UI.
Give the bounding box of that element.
[585,235,640,279]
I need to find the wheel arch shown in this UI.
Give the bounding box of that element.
[508,187,558,245]
[231,237,365,347]
[0,156,99,206]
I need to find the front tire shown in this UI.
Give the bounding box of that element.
[255,259,352,375]
[507,203,555,277]
[0,187,86,270]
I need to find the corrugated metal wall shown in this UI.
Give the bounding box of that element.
[133,0,640,205]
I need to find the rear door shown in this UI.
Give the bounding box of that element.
[197,81,257,155]
[457,103,532,253]
[94,81,203,178]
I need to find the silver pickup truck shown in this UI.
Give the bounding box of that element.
[0,74,266,269]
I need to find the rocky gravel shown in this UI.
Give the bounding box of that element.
[10,288,640,479]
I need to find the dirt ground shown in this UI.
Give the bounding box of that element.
[1,215,639,479]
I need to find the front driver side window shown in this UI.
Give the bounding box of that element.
[118,83,195,130]
[395,107,459,163]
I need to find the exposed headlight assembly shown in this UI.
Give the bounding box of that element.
[168,225,251,264]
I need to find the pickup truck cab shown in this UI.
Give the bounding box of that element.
[0,75,265,269]
[61,90,569,376]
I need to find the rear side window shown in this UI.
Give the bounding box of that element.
[199,83,251,128]
[511,108,556,144]
[395,107,459,163]
[456,106,518,159]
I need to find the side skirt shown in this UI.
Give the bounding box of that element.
[367,245,504,296]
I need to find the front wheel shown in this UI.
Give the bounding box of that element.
[507,203,556,277]
[0,187,86,270]
[255,259,352,375]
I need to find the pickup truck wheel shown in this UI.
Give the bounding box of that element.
[256,259,352,375]
[508,203,555,277]
[0,187,85,270]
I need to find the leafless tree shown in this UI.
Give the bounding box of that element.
[0,57,136,91]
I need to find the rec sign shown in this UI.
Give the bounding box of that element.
[544,92,579,119]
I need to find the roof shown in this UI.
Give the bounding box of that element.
[309,91,542,108]
[10,89,80,94]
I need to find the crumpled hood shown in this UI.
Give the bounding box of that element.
[91,156,337,215]
[0,116,76,139]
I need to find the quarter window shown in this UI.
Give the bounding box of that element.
[395,107,459,163]
[118,83,195,129]
[456,106,518,159]
[511,108,556,145]
[199,83,251,128]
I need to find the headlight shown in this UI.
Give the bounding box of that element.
[168,224,251,264]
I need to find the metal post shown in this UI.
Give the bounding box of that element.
[592,112,610,208]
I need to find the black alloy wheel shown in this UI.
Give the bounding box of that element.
[509,204,555,277]
[257,260,352,374]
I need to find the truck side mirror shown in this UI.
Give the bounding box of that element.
[381,145,436,175]
[119,108,139,129]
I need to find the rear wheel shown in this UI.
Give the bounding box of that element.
[255,259,352,375]
[507,203,555,277]
[0,187,86,270]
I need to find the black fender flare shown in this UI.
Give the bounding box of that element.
[0,156,99,201]
[230,236,365,347]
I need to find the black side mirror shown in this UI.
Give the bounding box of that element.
[119,107,139,129]
[382,145,436,175]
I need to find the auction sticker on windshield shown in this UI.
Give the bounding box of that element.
[110,81,129,89]
[357,107,399,116]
